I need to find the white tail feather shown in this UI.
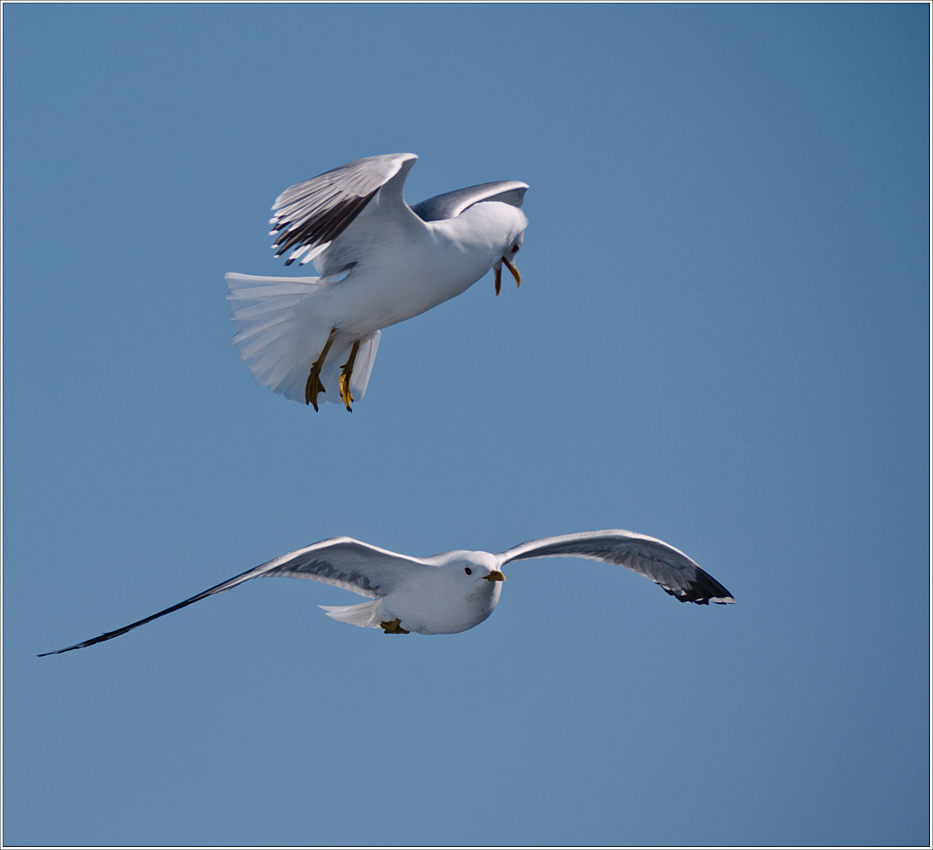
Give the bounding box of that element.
[225,273,380,405]
[319,601,383,629]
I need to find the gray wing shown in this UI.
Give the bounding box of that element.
[497,530,734,605]
[410,180,529,222]
[38,537,432,655]
[269,153,418,266]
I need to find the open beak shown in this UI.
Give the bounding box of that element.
[484,570,506,582]
[494,257,522,296]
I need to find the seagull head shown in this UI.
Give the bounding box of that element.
[437,550,506,598]
[455,553,506,622]
[494,240,522,296]
[493,226,525,297]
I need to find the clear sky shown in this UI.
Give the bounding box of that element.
[3,4,929,847]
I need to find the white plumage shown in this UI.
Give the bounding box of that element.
[39,530,734,654]
[225,153,529,410]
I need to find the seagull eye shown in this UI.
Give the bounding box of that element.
[464,567,472,575]
[511,245,520,253]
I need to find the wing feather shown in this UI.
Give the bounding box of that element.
[38,537,432,655]
[410,180,528,222]
[497,530,734,605]
[269,153,418,265]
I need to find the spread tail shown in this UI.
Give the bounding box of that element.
[225,273,380,405]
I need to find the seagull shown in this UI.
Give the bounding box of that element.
[39,530,734,655]
[225,153,529,411]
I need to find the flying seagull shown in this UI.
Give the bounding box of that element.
[225,153,529,411]
[39,530,733,655]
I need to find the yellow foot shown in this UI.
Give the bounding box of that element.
[304,328,337,411]
[380,618,410,634]
[338,339,361,412]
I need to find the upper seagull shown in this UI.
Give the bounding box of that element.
[225,153,529,411]
[39,529,734,655]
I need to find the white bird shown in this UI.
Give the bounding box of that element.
[225,153,529,411]
[39,530,734,655]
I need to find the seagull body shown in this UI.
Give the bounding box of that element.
[225,153,528,410]
[39,530,734,655]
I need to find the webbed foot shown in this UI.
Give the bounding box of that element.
[380,618,410,634]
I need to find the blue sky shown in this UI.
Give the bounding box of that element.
[3,4,929,846]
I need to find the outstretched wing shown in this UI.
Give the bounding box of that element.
[497,530,734,605]
[269,153,419,266]
[39,537,433,655]
[410,180,529,222]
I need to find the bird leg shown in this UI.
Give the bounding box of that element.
[304,328,337,411]
[338,339,361,412]
[380,618,410,634]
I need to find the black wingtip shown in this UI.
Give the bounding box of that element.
[697,566,733,603]
[37,645,76,657]
[662,568,735,605]
[37,633,112,656]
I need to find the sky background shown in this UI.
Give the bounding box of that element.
[3,4,929,847]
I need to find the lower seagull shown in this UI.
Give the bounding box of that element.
[39,530,734,654]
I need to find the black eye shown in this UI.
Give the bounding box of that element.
[464,567,472,575]
[511,245,520,253]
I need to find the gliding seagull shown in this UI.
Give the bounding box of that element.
[225,153,528,411]
[39,530,733,655]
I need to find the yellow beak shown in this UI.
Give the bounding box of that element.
[484,570,506,582]
[494,257,522,296]
[502,256,521,288]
